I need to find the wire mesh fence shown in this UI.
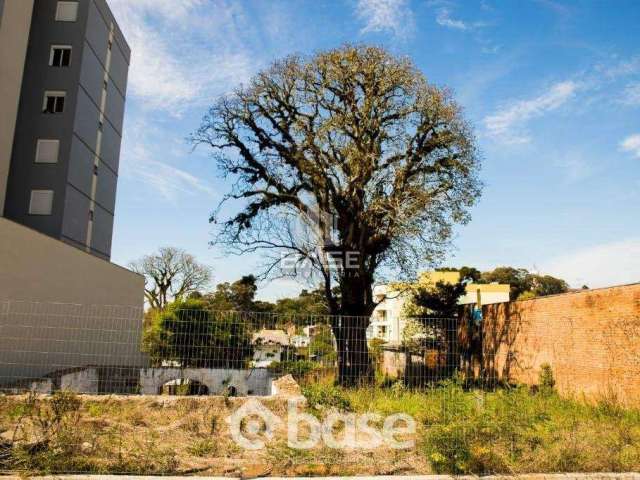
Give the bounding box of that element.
[0,300,472,395]
[1,299,640,475]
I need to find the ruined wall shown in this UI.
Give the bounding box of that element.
[478,283,640,405]
[139,368,274,396]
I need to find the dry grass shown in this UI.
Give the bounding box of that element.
[0,379,639,476]
[0,391,427,476]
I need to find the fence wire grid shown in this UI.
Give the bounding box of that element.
[0,300,474,395]
[1,300,639,476]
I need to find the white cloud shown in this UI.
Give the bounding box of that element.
[435,8,469,30]
[534,0,571,17]
[599,56,640,80]
[133,158,215,201]
[108,0,254,112]
[118,117,216,201]
[356,0,415,38]
[541,239,640,289]
[429,0,490,32]
[620,134,640,158]
[484,80,579,144]
[621,82,640,106]
[555,154,594,183]
[124,143,215,201]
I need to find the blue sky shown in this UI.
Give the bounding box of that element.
[107,0,640,300]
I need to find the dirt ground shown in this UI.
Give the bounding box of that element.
[0,378,430,478]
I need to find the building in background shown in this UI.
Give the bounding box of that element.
[251,329,291,368]
[0,1,143,389]
[367,271,510,344]
[0,0,129,260]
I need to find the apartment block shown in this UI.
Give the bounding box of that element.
[0,0,130,260]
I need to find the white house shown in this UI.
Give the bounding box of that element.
[251,329,290,367]
[291,335,311,348]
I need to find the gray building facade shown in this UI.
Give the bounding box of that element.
[2,0,129,260]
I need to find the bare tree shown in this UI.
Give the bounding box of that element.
[192,45,481,385]
[129,247,212,310]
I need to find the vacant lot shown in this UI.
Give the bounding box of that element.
[1,379,639,476]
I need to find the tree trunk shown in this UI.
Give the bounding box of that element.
[327,259,376,387]
[333,316,375,387]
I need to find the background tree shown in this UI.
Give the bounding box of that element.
[481,267,530,301]
[203,275,261,311]
[309,324,337,365]
[530,274,569,297]
[408,268,479,378]
[143,299,252,368]
[193,45,481,385]
[272,288,329,323]
[130,247,212,310]
[412,281,467,317]
[480,266,568,300]
[200,275,275,328]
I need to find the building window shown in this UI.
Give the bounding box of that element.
[29,190,54,215]
[55,1,78,22]
[49,46,72,67]
[35,139,60,164]
[43,91,65,114]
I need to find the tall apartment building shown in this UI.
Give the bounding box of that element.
[0,0,129,260]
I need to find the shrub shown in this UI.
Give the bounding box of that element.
[144,300,253,368]
[187,439,216,457]
[302,383,352,411]
[8,391,84,473]
[538,363,555,393]
[269,360,322,379]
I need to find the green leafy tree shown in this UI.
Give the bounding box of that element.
[203,275,273,312]
[309,325,337,364]
[458,266,482,283]
[272,289,329,325]
[530,274,569,297]
[408,269,478,378]
[143,299,252,368]
[481,267,568,301]
[412,281,467,317]
[481,267,530,301]
[193,45,481,385]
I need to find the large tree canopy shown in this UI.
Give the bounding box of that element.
[193,45,481,385]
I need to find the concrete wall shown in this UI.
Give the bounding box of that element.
[12,367,275,396]
[140,368,274,396]
[476,284,640,405]
[0,216,142,305]
[0,0,34,215]
[60,367,99,393]
[0,217,145,386]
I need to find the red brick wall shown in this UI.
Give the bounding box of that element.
[479,283,640,405]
